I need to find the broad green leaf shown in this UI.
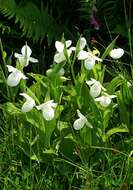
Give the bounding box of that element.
[103,108,112,129]
[102,124,129,142]
[101,35,119,59]
[43,119,56,148]
[107,75,125,93]
[59,136,77,161]
[25,109,45,133]
[80,126,92,146]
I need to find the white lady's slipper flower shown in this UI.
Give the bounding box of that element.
[36,100,57,121]
[78,50,102,70]
[54,40,74,63]
[86,78,106,98]
[20,93,36,112]
[14,44,38,67]
[7,65,27,87]
[73,110,93,130]
[95,93,116,107]
[109,48,124,59]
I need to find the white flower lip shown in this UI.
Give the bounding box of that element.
[20,93,36,112]
[95,93,116,107]
[109,48,124,59]
[73,110,93,130]
[36,100,57,121]
[86,78,106,98]
[6,65,27,87]
[14,44,38,67]
[84,57,95,70]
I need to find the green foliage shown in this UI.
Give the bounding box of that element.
[0,0,61,44]
[0,36,133,189]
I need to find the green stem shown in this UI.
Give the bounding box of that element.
[0,38,10,99]
[70,52,77,84]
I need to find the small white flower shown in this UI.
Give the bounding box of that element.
[95,93,116,107]
[54,40,73,63]
[86,78,106,98]
[20,93,36,112]
[78,50,102,70]
[73,110,93,130]
[14,44,38,67]
[109,48,124,59]
[36,100,57,121]
[7,65,27,87]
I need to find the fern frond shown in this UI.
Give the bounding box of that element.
[0,0,61,44]
[80,0,96,20]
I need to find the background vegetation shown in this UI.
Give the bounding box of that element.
[0,0,133,189]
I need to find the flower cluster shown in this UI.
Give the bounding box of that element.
[7,44,57,121]
[53,37,102,71]
[6,39,124,128]
[77,37,102,70]
[86,78,116,107]
[20,93,57,121]
[7,44,38,87]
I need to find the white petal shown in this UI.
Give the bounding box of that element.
[21,45,32,57]
[59,67,65,76]
[20,93,33,101]
[7,72,21,87]
[73,118,86,130]
[36,103,45,110]
[6,65,17,73]
[65,40,72,48]
[95,56,102,62]
[55,41,64,53]
[77,50,89,60]
[14,53,24,59]
[84,57,95,70]
[21,100,35,113]
[67,49,72,57]
[86,78,96,86]
[95,96,111,107]
[86,121,93,128]
[42,107,55,121]
[77,109,85,119]
[36,100,57,111]
[54,52,66,63]
[69,46,76,51]
[109,95,116,99]
[45,100,57,108]
[90,83,102,98]
[80,37,87,49]
[109,48,124,59]
[29,57,38,63]
[19,72,28,80]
